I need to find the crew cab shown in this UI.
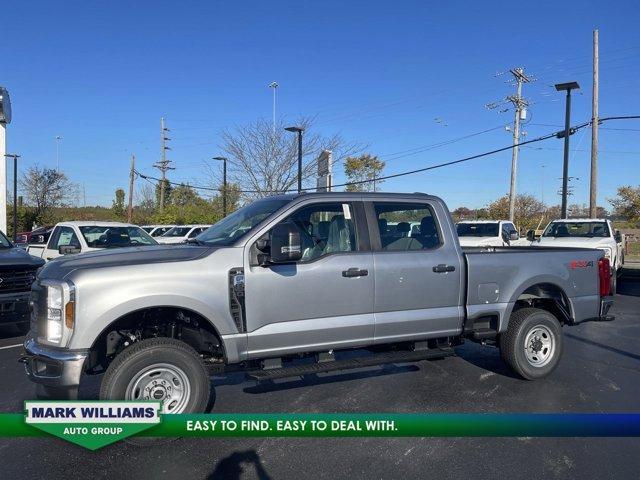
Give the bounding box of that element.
[0,230,44,334]
[22,193,614,413]
[456,220,520,247]
[530,218,624,291]
[26,221,158,261]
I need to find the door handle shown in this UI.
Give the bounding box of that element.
[433,264,456,273]
[342,267,369,278]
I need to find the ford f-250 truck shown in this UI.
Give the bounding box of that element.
[21,193,614,413]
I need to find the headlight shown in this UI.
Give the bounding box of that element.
[41,281,75,346]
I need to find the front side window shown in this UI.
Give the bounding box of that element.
[50,226,81,250]
[152,227,172,237]
[543,222,610,238]
[374,202,440,251]
[270,202,358,262]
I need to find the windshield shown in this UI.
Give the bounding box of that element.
[0,230,12,248]
[79,226,158,248]
[162,227,192,237]
[197,198,292,246]
[543,222,610,238]
[457,223,499,237]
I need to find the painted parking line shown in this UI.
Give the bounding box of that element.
[0,344,22,350]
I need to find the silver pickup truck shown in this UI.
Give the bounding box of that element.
[22,193,614,413]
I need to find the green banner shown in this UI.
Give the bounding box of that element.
[1,411,639,450]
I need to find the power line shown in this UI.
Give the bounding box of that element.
[134,115,639,195]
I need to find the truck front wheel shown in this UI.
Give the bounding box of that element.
[100,337,211,413]
[500,308,563,380]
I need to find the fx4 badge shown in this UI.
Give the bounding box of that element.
[569,260,594,269]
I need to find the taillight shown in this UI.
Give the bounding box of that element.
[598,257,611,297]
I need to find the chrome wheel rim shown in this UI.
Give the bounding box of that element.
[125,363,191,414]
[523,325,555,367]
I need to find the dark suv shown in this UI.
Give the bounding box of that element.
[0,230,45,334]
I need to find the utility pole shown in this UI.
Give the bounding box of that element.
[4,154,19,242]
[212,156,228,217]
[589,29,599,218]
[506,68,531,223]
[83,183,86,207]
[154,117,174,211]
[127,154,135,222]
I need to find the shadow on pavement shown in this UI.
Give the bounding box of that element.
[564,332,640,362]
[456,344,521,379]
[208,450,271,480]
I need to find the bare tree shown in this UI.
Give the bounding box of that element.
[20,165,78,223]
[219,117,362,198]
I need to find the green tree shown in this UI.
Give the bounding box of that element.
[112,188,126,219]
[609,186,640,225]
[486,194,546,232]
[344,154,385,192]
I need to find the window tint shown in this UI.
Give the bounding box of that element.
[273,202,357,261]
[50,227,81,250]
[374,202,440,251]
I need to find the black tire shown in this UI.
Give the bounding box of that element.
[500,308,563,380]
[100,337,211,413]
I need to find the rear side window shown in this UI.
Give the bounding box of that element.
[373,202,440,251]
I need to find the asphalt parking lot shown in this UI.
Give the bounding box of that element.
[0,270,639,479]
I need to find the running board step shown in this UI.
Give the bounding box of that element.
[246,347,454,382]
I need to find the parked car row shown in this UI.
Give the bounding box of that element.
[456,218,625,289]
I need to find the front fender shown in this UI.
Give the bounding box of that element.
[68,293,237,349]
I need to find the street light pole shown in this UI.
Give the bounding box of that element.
[285,126,305,193]
[212,156,228,217]
[4,153,19,242]
[55,136,62,172]
[555,81,580,219]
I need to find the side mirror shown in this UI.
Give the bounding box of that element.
[615,231,622,243]
[59,245,81,255]
[526,230,535,242]
[509,232,519,241]
[268,223,302,264]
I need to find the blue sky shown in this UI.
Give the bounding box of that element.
[2,0,639,210]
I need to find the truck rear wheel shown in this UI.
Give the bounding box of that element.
[500,308,563,380]
[100,337,211,413]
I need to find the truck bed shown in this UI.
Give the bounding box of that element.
[462,245,604,333]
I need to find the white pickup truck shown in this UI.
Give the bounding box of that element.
[530,218,625,290]
[456,220,521,247]
[27,221,158,261]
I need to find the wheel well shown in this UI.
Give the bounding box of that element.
[513,283,572,324]
[85,307,225,373]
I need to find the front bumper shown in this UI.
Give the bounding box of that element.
[0,292,30,326]
[20,337,89,400]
